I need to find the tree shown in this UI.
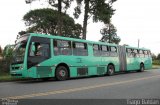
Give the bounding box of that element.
[1,45,14,72]
[74,0,116,39]
[157,53,160,60]
[100,23,120,44]
[18,31,27,36]
[0,46,2,56]
[3,45,14,59]
[151,53,157,60]
[23,8,82,38]
[25,0,73,36]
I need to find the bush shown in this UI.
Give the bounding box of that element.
[152,60,160,65]
[0,59,11,75]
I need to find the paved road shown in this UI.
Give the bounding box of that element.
[0,69,160,99]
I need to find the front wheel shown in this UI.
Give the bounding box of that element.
[107,65,115,76]
[55,66,69,81]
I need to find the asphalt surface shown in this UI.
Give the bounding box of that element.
[0,69,160,99]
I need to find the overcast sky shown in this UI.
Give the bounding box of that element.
[0,0,160,55]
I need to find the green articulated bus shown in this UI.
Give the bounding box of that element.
[10,33,152,80]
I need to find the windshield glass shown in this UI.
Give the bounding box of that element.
[12,42,27,64]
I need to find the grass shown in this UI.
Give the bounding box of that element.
[152,65,160,69]
[0,72,15,82]
[0,72,24,82]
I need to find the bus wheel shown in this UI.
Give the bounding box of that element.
[139,64,144,72]
[56,66,69,81]
[107,65,115,76]
[42,77,50,81]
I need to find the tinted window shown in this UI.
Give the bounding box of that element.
[54,40,72,55]
[93,44,101,56]
[101,45,109,56]
[29,42,50,57]
[126,48,133,57]
[133,49,139,57]
[144,50,149,57]
[110,46,117,52]
[139,50,144,57]
[109,46,117,57]
[73,42,88,56]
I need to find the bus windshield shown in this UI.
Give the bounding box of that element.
[12,42,27,64]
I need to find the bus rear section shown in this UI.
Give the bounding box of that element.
[118,45,152,72]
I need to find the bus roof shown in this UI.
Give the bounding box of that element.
[22,33,150,50]
[28,33,118,46]
[125,45,150,51]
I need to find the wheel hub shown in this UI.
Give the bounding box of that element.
[59,70,66,77]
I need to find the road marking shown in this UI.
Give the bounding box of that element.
[2,74,160,99]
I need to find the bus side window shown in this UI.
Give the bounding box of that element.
[148,50,151,57]
[53,40,59,55]
[144,50,148,57]
[139,50,144,57]
[29,42,50,58]
[132,49,139,57]
[126,48,133,57]
[40,44,50,57]
[73,42,88,56]
[109,46,117,57]
[54,40,71,56]
[101,45,109,56]
[36,43,50,57]
[93,44,100,56]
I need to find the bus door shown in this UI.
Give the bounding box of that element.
[72,42,89,76]
[27,37,51,77]
[93,44,104,75]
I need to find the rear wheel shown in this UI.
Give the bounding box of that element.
[139,64,145,72]
[56,66,69,81]
[107,65,115,76]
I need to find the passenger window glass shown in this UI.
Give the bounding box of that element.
[93,44,101,56]
[73,42,88,56]
[29,42,50,58]
[110,46,117,52]
[126,48,133,57]
[139,50,144,57]
[133,49,139,57]
[144,50,148,57]
[101,45,109,56]
[109,46,117,57]
[54,40,71,55]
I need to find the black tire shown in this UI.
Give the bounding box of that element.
[56,66,69,81]
[139,64,145,72]
[42,78,50,81]
[107,65,115,76]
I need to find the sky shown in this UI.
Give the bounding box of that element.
[0,0,160,55]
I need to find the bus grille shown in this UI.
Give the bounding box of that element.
[37,66,51,77]
[12,67,20,70]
